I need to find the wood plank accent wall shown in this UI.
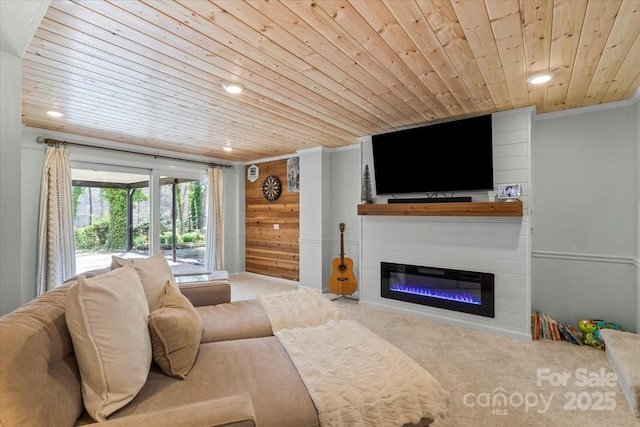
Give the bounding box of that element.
[245,159,299,281]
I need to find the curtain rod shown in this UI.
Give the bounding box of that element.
[35,136,232,169]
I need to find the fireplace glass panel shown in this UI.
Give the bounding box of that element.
[381,262,494,318]
[389,271,482,305]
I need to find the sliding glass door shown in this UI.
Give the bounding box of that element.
[71,164,150,274]
[71,163,209,277]
[159,176,208,276]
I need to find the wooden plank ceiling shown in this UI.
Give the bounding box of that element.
[22,0,640,162]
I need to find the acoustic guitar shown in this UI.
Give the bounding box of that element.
[328,222,357,296]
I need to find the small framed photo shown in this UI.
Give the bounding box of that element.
[287,157,299,192]
[498,184,521,200]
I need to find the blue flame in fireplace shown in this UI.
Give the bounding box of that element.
[389,283,481,305]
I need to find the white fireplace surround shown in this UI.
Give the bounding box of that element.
[359,108,533,341]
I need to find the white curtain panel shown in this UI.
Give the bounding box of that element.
[205,167,224,272]
[37,144,76,295]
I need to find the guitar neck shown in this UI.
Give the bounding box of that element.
[340,231,345,263]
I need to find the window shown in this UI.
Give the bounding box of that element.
[72,165,150,274]
[159,176,208,276]
[71,162,210,277]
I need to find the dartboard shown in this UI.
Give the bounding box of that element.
[262,175,281,201]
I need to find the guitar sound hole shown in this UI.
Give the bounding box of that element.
[338,264,347,273]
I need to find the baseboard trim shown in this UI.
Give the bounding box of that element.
[533,250,636,266]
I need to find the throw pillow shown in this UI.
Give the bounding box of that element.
[148,282,204,379]
[111,252,178,311]
[65,265,152,422]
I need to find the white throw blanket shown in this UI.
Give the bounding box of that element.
[258,288,344,331]
[258,290,451,426]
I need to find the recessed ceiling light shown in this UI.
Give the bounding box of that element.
[222,83,243,94]
[527,73,553,85]
[46,110,64,117]
[223,146,233,152]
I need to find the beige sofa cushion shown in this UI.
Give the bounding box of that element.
[198,299,273,343]
[0,285,84,427]
[111,252,178,311]
[65,265,152,421]
[149,282,204,379]
[179,279,232,307]
[108,337,320,427]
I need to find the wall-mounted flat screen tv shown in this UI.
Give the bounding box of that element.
[371,114,493,195]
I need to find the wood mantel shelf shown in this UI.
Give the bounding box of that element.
[357,199,523,217]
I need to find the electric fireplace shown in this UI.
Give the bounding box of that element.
[381,262,495,318]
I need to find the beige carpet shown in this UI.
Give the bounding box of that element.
[229,273,639,427]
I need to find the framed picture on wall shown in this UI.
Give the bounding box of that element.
[498,184,521,200]
[287,157,299,192]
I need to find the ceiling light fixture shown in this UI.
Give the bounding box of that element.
[46,110,64,117]
[222,83,243,94]
[527,73,553,85]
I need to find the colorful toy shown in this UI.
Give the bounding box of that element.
[578,319,625,350]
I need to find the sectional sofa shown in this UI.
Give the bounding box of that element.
[0,254,451,426]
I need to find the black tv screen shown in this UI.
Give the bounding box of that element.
[371,114,493,195]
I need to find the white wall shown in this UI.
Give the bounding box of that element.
[327,146,361,295]
[0,52,23,315]
[532,99,639,332]
[358,108,533,341]
[0,0,49,315]
[298,147,327,291]
[292,146,361,292]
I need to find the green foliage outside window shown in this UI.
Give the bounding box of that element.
[132,188,148,222]
[101,188,127,250]
[181,231,201,243]
[72,187,85,219]
[73,180,205,253]
[176,184,184,234]
[188,181,203,231]
[75,219,110,250]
